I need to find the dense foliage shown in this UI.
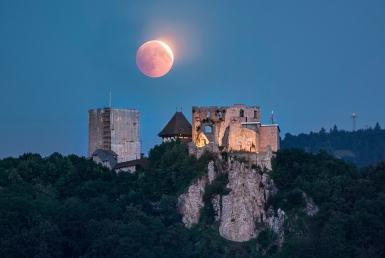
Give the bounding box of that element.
[1,140,384,257]
[0,141,256,257]
[270,149,385,258]
[281,123,385,167]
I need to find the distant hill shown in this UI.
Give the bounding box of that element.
[281,123,385,167]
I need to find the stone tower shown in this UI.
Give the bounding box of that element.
[88,108,141,163]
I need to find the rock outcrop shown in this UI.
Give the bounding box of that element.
[262,173,277,207]
[219,161,266,241]
[177,161,217,228]
[178,152,318,245]
[303,192,319,216]
[178,176,207,228]
[178,157,277,241]
[207,160,216,184]
[266,207,286,246]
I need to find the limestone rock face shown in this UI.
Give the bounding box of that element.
[178,161,218,229]
[178,176,207,228]
[178,159,280,242]
[178,156,300,246]
[262,173,277,205]
[219,161,267,242]
[207,161,216,184]
[303,192,319,216]
[267,207,286,246]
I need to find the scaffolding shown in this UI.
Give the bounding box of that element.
[103,108,111,150]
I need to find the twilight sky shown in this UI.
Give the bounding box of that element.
[1,1,385,158]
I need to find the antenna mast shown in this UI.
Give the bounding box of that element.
[351,113,357,131]
[270,110,275,124]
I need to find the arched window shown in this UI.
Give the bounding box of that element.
[218,111,222,119]
[207,111,211,118]
[240,109,244,117]
[205,126,212,133]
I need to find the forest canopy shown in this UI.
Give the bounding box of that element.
[281,123,385,167]
[0,140,384,257]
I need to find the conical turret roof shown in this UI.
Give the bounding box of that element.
[158,112,192,137]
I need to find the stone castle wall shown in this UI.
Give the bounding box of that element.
[88,108,111,157]
[259,125,280,153]
[109,108,141,162]
[191,104,279,153]
[88,108,141,162]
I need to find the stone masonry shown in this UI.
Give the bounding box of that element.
[88,108,141,163]
[191,104,279,153]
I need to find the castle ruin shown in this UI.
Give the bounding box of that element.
[191,104,280,153]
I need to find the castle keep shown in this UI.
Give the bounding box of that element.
[191,104,280,152]
[88,108,141,164]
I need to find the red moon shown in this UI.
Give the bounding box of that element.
[136,40,174,78]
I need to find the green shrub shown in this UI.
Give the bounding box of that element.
[203,173,230,205]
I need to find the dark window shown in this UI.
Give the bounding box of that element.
[240,109,244,117]
[254,110,257,118]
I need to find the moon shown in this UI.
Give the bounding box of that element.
[136,40,174,78]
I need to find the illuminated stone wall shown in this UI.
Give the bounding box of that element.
[227,117,258,152]
[191,104,279,153]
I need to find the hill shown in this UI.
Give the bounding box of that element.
[281,123,385,167]
[0,141,384,257]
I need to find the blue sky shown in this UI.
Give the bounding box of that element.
[1,1,384,158]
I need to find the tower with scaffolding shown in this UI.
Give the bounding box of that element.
[88,107,141,163]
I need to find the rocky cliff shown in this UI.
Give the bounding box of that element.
[218,161,267,241]
[178,153,318,245]
[177,160,217,228]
